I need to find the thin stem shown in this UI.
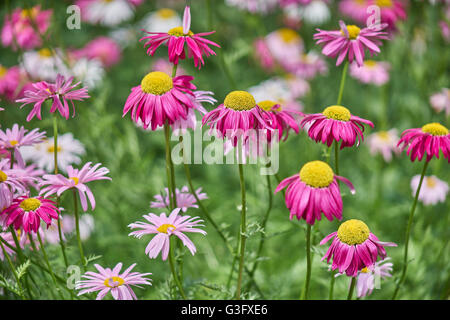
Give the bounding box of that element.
[9,150,14,169]
[206,0,213,30]
[347,277,356,300]
[300,224,312,300]
[329,272,336,300]
[274,173,286,198]
[336,61,349,106]
[36,231,58,287]
[0,240,25,300]
[235,160,247,300]
[392,160,429,300]
[168,237,187,299]
[9,228,32,298]
[164,123,175,209]
[172,64,178,78]
[73,189,86,268]
[334,140,340,176]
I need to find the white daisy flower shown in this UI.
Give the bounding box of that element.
[248,78,294,103]
[83,0,135,27]
[21,48,69,81]
[109,27,138,48]
[140,8,182,33]
[70,58,105,89]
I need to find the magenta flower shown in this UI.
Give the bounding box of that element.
[369,0,407,30]
[314,20,389,67]
[151,186,208,213]
[397,122,450,162]
[76,263,152,300]
[0,159,28,195]
[123,71,197,130]
[320,219,397,277]
[301,105,374,149]
[0,65,30,101]
[16,74,90,121]
[128,208,206,261]
[202,90,273,147]
[258,100,302,142]
[275,161,355,225]
[39,162,111,211]
[1,196,59,234]
[141,6,220,69]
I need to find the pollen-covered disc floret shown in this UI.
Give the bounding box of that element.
[224,91,256,111]
[421,123,449,136]
[258,100,279,112]
[299,161,334,188]
[337,219,370,245]
[323,105,351,121]
[19,197,41,211]
[168,26,194,37]
[341,25,360,40]
[140,72,173,95]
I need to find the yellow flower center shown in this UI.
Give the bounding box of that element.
[38,48,53,58]
[277,28,301,43]
[140,71,173,95]
[377,131,390,141]
[70,177,79,185]
[224,91,256,111]
[16,229,21,241]
[47,145,62,153]
[20,8,38,19]
[157,8,176,19]
[104,276,124,288]
[365,60,377,68]
[421,123,448,136]
[19,198,41,212]
[341,25,361,40]
[337,219,370,245]
[425,177,436,188]
[323,105,351,121]
[376,0,392,7]
[157,224,177,234]
[299,160,334,188]
[0,171,7,183]
[258,100,279,112]
[0,65,7,78]
[168,26,194,37]
[9,140,18,146]
[361,267,369,273]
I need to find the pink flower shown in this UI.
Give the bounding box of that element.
[320,219,397,277]
[71,36,121,68]
[301,105,374,149]
[367,129,401,162]
[0,159,28,195]
[141,6,220,69]
[338,0,370,24]
[123,71,197,130]
[368,0,407,30]
[429,88,450,116]
[150,186,208,213]
[0,231,20,260]
[12,163,45,190]
[314,20,389,67]
[253,38,276,71]
[0,65,30,101]
[410,175,449,206]
[288,51,328,80]
[152,58,186,76]
[0,124,46,167]
[397,122,450,162]
[258,100,302,142]
[1,6,52,50]
[39,162,111,211]
[275,161,355,225]
[1,196,59,234]
[76,263,152,300]
[202,90,273,147]
[16,74,90,121]
[355,258,393,298]
[349,60,390,86]
[265,28,304,71]
[128,208,206,261]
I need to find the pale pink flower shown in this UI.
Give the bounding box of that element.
[349,60,390,86]
[356,258,393,298]
[71,36,121,68]
[288,51,328,79]
[44,213,94,244]
[265,28,304,71]
[429,88,450,116]
[152,58,186,76]
[150,186,208,213]
[0,159,28,196]
[367,129,401,162]
[12,163,45,190]
[411,175,449,206]
[253,38,276,71]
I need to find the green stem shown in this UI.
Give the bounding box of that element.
[329,272,336,300]
[36,231,58,287]
[336,61,349,106]
[163,123,175,209]
[206,0,213,30]
[392,160,429,300]
[168,237,187,299]
[300,224,312,300]
[0,240,25,300]
[73,189,86,268]
[235,161,247,300]
[334,140,340,176]
[9,150,14,169]
[347,277,356,300]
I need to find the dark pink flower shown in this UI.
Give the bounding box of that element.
[258,100,302,142]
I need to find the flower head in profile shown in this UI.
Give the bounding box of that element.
[314,20,389,67]
[429,88,450,116]
[123,71,197,130]
[411,175,448,206]
[150,186,208,213]
[397,122,450,162]
[301,105,374,149]
[320,219,397,277]
[76,263,152,300]
[258,100,301,142]
[40,162,111,211]
[16,74,89,121]
[141,6,220,69]
[349,60,390,86]
[1,196,59,234]
[128,208,206,261]
[275,161,355,225]
[367,129,400,162]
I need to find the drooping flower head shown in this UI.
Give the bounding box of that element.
[301,105,374,149]
[275,161,355,225]
[40,162,111,211]
[141,6,220,69]
[151,186,208,213]
[202,90,273,147]
[123,71,197,130]
[349,60,390,86]
[397,122,450,162]
[76,263,152,300]
[320,219,397,277]
[314,20,389,67]
[366,129,400,162]
[1,196,59,234]
[258,100,301,142]
[410,175,449,206]
[16,74,90,121]
[128,208,206,261]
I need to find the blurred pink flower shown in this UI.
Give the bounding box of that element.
[349,60,390,86]
[338,0,369,24]
[355,258,393,298]
[410,175,449,206]
[258,100,302,142]
[288,51,328,79]
[429,88,450,116]
[440,21,450,43]
[265,28,304,71]
[150,186,208,212]
[71,37,121,68]
[0,65,31,101]
[368,0,407,30]
[253,38,276,71]
[152,58,186,75]
[367,129,401,162]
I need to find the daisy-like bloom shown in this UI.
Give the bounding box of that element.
[0,159,28,195]
[21,48,69,81]
[0,124,46,167]
[301,105,374,149]
[1,196,59,234]
[39,162,111,211]
[440,21,450,43]
[368,0,407,30]
[265,28,304,70]
[122,71,197,130]
[16,74,89,121]
[397,122,450,162]
[45,213,94,244]
[367,129,401,162]
[338,0,371,24]
[150,186,208,213]
[410,175,449,206]
[225,0,278,14]
[349,60,390,86]
[289,51,328,79]
[76,0,141,27]
[283,0,331,25]
[141,6,220,69]
[314,20,389,67]
[71,37,121,68]
[69,58,105,89]
[128,208,206,260]
[355,258,393,298]
[275,161,355,225]
[76,263,152,300]
[429,88,450,116]
[1,6,52,50]
[140,8,182,33]
[202,90,273,146]
[21,133,86,173]
[12,163,44,190]
[320,219,397,277]
[258,100,301,141]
